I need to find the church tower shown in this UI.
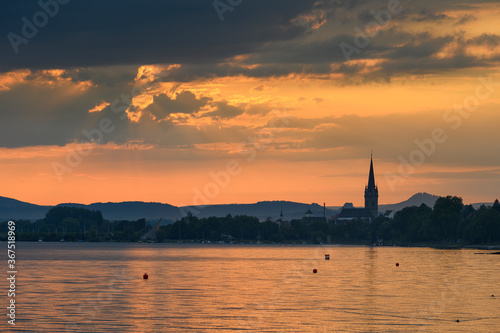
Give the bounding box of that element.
[364,153,379,218]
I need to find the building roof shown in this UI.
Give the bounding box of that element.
[337,208,373,219]
[291,216,327,224]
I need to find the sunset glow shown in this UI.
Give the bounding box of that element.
[1,0,499,207]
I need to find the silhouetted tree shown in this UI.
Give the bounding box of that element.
[430,196,463,241]
[493,199,500,213]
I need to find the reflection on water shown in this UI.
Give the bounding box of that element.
[2,243,499,332]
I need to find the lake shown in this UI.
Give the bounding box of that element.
[2,243,499,332]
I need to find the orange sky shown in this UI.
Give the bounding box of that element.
[1,1,499,207]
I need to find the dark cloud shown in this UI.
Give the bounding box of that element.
[2,0,498,82]
[383,33,453,59]
[332,0,365,11]
[60,66,139,88]
[412,10,451,22]
[1,0,499,152]
[0,0,319,72]
[455,14,476,25]
[150,28,499,83]
[252,84,266,92]
[467,33,500,47]
[0,78,131,148]
[245,104,274,115]
[145,91,211,119]
[202,101,245,119]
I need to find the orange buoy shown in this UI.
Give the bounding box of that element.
[313,268,317,273]
[143,273,148,279]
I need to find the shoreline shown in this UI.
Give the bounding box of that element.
[6,240,500,251]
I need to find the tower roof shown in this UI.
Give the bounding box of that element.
[367,154,376,190]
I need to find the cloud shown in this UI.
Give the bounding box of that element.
[0,0,500,87]
[411,10,451,22]
[147,29,499,84]
[0,69,134,148]
[467,33,500,47]
[0,0,319,72]
[145,91,211,120]
[189,104,492,169]
[455,14,476,25]
[245,104,274,115]
[3,0,498,84]
[202,101,245,119]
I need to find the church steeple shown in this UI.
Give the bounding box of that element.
[364,153,379,218]
[367,152,376,190]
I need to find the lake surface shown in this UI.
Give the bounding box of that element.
[2,243,499,332]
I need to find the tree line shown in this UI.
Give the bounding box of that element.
[1,196,500,245]
[158,196,500,245]
[0,206,147,242]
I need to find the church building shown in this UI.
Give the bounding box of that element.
[336,154,379,222]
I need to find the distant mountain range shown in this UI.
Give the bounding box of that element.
[0,192,494,222]
[0,197,52,221]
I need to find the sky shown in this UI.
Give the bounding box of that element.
[1,0,499,207]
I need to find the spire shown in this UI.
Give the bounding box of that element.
[367,153,375,190]
[365,152,378,218]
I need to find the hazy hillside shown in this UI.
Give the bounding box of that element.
[0,196,51,221]
[379,192,440,213]
[57,201,181,222]
[181,201,337,221]
[1,193,495,222]
[1,198,335,222]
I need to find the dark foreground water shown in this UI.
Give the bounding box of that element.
[1,242,499,332]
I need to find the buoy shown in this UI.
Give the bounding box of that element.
[492,295,495,297]
[456,319,460,323]
[395,263,399,267]
[325,254,330,260]
[143,273,148,279]
[313,268,317,273]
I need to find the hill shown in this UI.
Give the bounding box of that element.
[181,201,336,221]
[379,192,440,213]
[0,193,494,222]
[56,201,181,222]
[0,196,52,221]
